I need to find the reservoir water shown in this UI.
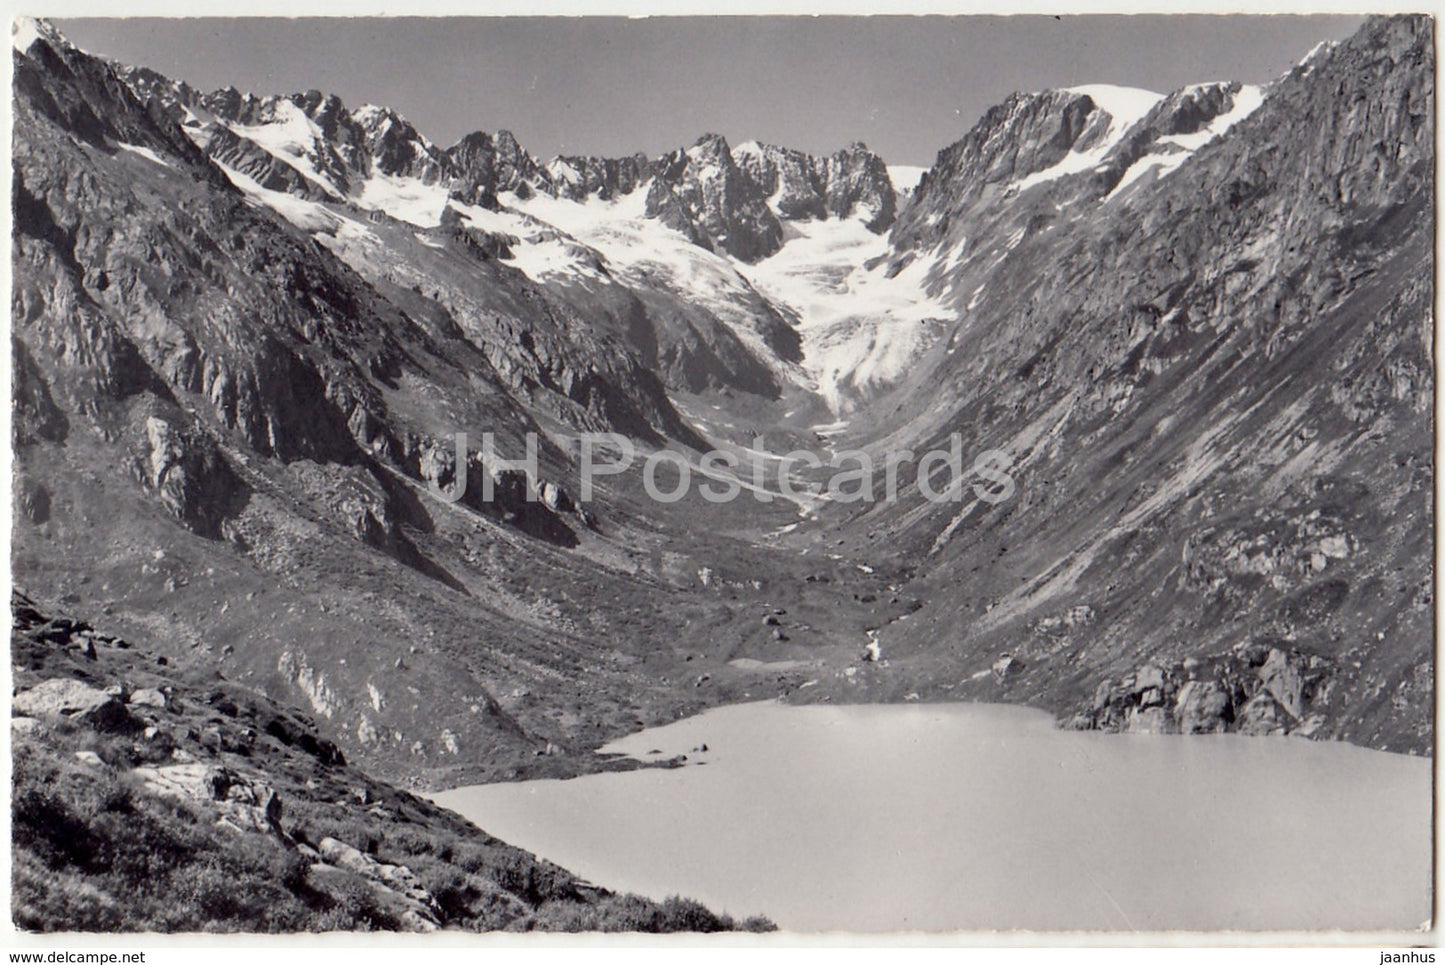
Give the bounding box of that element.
[431,701,1431,933]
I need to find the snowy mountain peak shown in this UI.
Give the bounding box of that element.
[91,32,1296,414]
[546,157,583,185]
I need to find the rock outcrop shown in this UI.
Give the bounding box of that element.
[1071,645,1333,738]
[313,837,442,931]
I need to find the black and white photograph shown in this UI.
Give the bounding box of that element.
[5,4,1435,948]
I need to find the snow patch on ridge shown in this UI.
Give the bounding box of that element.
[1106,84,1264,201]
[12,17,43,52]
[1296,40,1339,73]
[1065,84,1165,134]
[1159,84,1264,151]
[732,140,764,160]
[13,17,71,54]
[449,198,607,283]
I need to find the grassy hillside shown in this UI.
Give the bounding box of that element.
[10,589,774,933]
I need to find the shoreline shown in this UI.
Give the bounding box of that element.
[420,690,1434,794]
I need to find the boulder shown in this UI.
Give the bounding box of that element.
[131,762,284,832]
[535,480,575,514]
[1091,679,1116,712]
[1236,693,1286,736]
[398,909,440,933]
[318,836,382,877]
[133,761,217,801]
[13,678,136,732]
[226,783,283,831]
[32,617,93,645]
[12,591,45,628]
[307,861,439,933]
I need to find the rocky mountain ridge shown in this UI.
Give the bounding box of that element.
[12,589,772,932]
[16,16,867,795]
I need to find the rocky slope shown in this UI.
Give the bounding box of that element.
[11,590,773,932]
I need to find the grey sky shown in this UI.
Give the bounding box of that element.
[57,15,1365,165]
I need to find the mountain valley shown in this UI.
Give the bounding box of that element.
[8,12,1435,932]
